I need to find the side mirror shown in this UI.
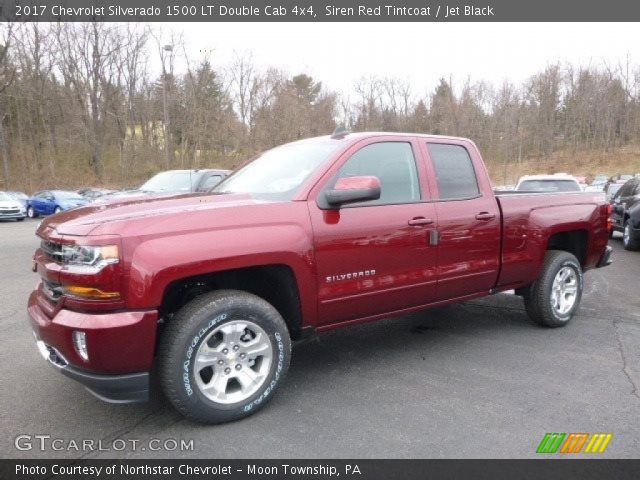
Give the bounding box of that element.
[324,176,381,208]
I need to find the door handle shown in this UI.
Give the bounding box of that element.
[408,217,434,226]
[475,212,496,220]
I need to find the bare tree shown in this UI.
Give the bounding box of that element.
[0,22,15,187]
[55,23,126,181]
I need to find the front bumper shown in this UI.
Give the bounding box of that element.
[28,288,158,403]
[597,245,613,268]
[0,212,26,219]
[35,339,149,403]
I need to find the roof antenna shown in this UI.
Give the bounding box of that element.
[331,126,350,139]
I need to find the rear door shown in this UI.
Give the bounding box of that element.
[421,140,501,300]
[308,137,439,326]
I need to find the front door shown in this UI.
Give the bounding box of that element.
[309,138,439,326]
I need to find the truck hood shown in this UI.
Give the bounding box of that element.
[37,192,272,237]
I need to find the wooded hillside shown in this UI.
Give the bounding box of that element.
[0,23,639,192]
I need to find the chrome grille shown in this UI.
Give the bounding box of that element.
[41,239,64,262]
[42,279,64,301]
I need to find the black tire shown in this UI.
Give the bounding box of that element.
[27,207,38,218]
[622,219,640,251]
[158,289,291,424]
[16,218,25,222]
[523,250,583,328]
[54,207,62,214]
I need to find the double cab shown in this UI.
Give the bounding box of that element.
[28,132,612,423]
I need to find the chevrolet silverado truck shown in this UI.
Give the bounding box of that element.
[28,131,613,423]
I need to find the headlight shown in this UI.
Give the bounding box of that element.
[61,244,119,268]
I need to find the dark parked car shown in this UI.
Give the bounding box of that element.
[78,188,116,201]
[610,177,640,249]
[26,190,89,218]
[143,169,231,192]
[100,169,231,201]
[616,202,640,250]
[604,181,626,201]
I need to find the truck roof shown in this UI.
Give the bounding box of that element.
[326,131,474,142]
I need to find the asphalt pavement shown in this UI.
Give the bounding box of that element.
[1,218,639,458]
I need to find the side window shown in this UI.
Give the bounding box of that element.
[427,144,480,200]
[333,142,420,205]
[200,175,223,191]
[618,182,634,197]
[633,180,640,196]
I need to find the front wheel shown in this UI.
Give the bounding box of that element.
[523,250,583,327]
[54,206,62,214]
[158,290,291,424]
[27,207,38,218]
[622,219,640,251]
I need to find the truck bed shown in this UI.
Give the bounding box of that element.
[494,191,609,289]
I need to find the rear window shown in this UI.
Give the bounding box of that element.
[516,180,581,192]
[427,144,480,200]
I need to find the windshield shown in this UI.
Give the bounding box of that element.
[55,191,85,200]
[0,192,11,201]
[141,171,196,192]
[213,139,342,200]
[517,180,581,192]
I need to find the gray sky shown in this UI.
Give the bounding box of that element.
[160,22,639,96]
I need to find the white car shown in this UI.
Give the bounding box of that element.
[515,174,582,192]
[0,191,27,221]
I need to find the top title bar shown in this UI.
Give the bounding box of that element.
[1,0,640,22]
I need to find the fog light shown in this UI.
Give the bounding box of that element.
[36,340,50,361]
[72,331,88,361]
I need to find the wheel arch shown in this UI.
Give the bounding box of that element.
[158,264,304,340]
[546,229,589,267]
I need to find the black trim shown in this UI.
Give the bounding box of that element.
[596,245,613,268]
[59,365,149,404]
[293,326,318,346]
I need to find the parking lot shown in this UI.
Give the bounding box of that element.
[1,218,639,459]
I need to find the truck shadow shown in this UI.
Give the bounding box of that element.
[288,294,533,379]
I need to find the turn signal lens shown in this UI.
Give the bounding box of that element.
[63,285,121,300]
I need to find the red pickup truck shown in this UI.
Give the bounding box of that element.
[28,132,612,423]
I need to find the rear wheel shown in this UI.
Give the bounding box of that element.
[622,219,640,251]
[27,207,38,218]
[54,207,62,214]
[523,250,583,327]
[158,290,291,424]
